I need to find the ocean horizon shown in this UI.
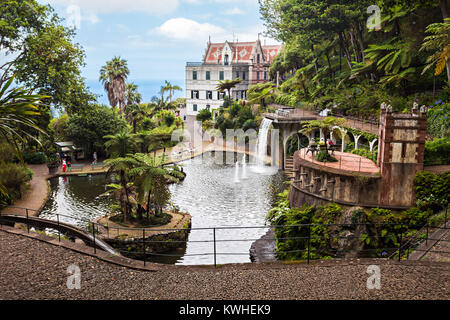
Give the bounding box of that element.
[86,79,185,105]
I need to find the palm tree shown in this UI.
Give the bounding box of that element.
[247,81,276,109]
[104,129,136,158]
[129,153,183,219]
[216,78,242,99]
[104,156,135,223]
[0,76,48,157]
[124,103,147,133]
[421,18,450,82]
[162,80,182,103]
[99,57,130,114]
[125,82,142,106]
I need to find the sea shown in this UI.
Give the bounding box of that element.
[85,79,185,105]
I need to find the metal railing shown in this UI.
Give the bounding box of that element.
[1,204,449,267]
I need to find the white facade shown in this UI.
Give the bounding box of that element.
[185,40,281,116]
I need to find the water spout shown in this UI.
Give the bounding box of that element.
[242,154,247,179]
[234,161,240,183]
[255,118,273,167]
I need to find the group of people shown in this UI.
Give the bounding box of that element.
[55,151,98,172]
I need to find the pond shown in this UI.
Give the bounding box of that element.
[39,152,286,265]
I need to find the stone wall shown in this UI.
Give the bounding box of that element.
[289,156,382,209]
[377,104,427,207]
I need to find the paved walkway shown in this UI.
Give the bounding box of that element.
[0,230,448,300]
[1,164,50,217]
[297,148,380,174]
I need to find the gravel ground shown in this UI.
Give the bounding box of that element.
[0,230,448,300]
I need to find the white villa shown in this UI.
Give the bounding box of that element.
[185,39,281,116]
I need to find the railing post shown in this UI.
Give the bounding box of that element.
[398,224,403,262]
[143,228,146,267]
[25,208,29,233]
[57,214,61,242]
[213,228,217,268]
[307,224,311,264]
[92,223,96,254]
[445,207,448,228]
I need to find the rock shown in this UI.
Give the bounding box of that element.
[333,207,368,258]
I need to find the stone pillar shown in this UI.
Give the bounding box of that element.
[377,102,427,207]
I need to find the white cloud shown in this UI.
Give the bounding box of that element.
[152,18,225,42]
[224,8,244,15]
[45,0,179,15]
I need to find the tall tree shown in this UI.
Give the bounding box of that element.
[99,57,130,114]
[0,0,94,113]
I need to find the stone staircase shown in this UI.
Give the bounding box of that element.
[284,155,295,179]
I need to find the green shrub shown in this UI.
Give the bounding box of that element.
[424,137,450,166]
[414,171,449,210]
[426,102,450,139]
[351,149,378,163]
[0,163,33,205]
[315,150,338,162]
[22,152,47,164]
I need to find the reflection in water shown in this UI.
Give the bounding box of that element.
[40,174,115,229]
[39,152,285,265]
[170,152,284,265]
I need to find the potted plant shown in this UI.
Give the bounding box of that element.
[46,154,60,174]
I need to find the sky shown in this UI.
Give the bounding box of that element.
[39,0,280,84]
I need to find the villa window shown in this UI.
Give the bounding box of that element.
[193,71,197,80]
[206,90,213,100]
[193,104,197,112]
[206,71,210,80]
[264,71,267,80]
[192,90,199,99]
[235,71,239,79]
[224,54,229,65]
[242,71,246,80]
[257,54,260,64]
[219,71,224,80]
[257,72,260,80]
[206,105,210,111]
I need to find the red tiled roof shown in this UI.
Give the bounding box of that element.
[203,41,281,64]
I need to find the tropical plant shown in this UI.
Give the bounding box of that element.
[421,18,450,82]
[104,129,136,158]
[104,156,136,223]
[162,80,182,102]
[125,82,142,106]
[247,81,277,109]
[99,56,130,114]
[216,78,242,98]
[128,153,184,220]
[0,76,47,157]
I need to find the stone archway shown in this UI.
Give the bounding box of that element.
[285,132,310,157]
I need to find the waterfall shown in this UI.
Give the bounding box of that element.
[234,161,240,183]
[255,118,273,167]
[242,154,247,179]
